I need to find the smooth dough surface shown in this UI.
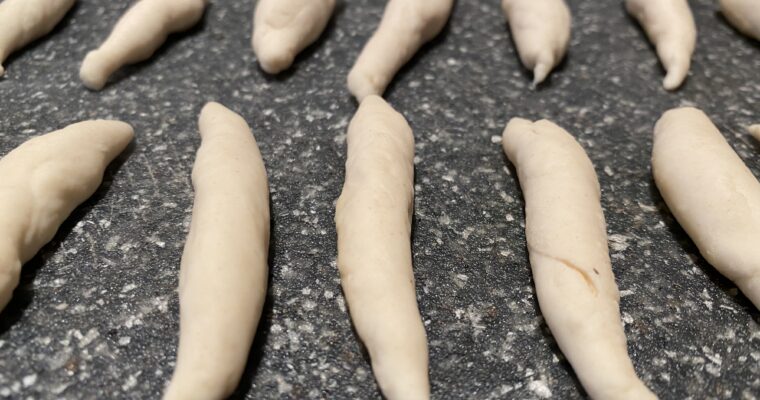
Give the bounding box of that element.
[653,107,760,309]
[0,0,76,76]
[347,0,454,101]
[80,0,208,90]
[626,0,696,91]
[164,102,270,400]
[502,118,656,400]
[335,95,429,399]
[252,0,335,74]
[501,0,571,85]
[0,120,134,312]
[749,124,760,142]
[720,0,760,40]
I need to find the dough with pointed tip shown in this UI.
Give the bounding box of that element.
[80,0,208,90]
[653,107,760,309]
[626,0,696,91]
[335,95,429,399]
[0,120,133,312]
[749,125,760,142]
[252,0,335,74]
[500,0,571,85]
[0,0,76,77]
[164,102,270,400]
[720,0,760,41]
[347,0,454,101]
[502,118,657,399]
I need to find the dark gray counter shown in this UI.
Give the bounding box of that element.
[0,0,758,398]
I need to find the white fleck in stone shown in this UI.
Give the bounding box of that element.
[22,374,37,387]
[121,284,137,293]
[528,379,552,398]
[118,337,131,346]
[490,135,502,144]
[604,165,614,176]
[78,328,100,348]
[608,234,631,252]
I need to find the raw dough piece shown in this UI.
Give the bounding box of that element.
[335,95,429,399]
[652,107,760,309]
[252,0,336,74]
[502,118,656,399]
[347,0,454,101]
[79,0,208,90]
[626,0,696,91]
[501,0,571,85]
[720,0,760,40]
[749,124,760,142]
[0,0,76,77]
[164,102,270,400]
[0,120,133,312]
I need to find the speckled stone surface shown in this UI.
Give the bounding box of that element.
[0,0,759,398]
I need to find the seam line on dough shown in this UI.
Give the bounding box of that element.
[529,246,598,295]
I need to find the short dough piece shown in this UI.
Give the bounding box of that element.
[347,0,454,101]
[164,102,270,400]
[626,0,697,91]
[0,120,134,312]
[252,0,336,74]
[502,118,657,399]
[749,124,760,142]
[80,0,208,90]
[501,0,571,85]
[720,0,760,41]
[335,95,429,399]
[0,0,76,77]
[653,107,760,309]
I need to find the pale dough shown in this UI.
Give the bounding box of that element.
[626,0,696,91]
[163,102,270,400]
[0,120,134,312]
[0,0,76,77]
[502,118,657,399]
[749,124,760,142]
[335,95,429,399]
[252,0,335,74]
[80,0,208,90]
[652,107,760,309]
[720,0,760,41]
[347,0,454,101]
[501,0,571,85]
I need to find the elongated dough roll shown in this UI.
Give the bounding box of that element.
[252,0,336,74]
[720,0,760,41]
[347,0,454,101]
[0,0,76,76]
[501,0,571,85]
[80,0,208,90]
[626,0,696,91]
[0,120,134,312]
[502,118,656,399]
[653,107,760,309]
[163,102,270,400]
[335,95,429,399]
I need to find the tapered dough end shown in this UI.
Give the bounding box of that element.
[748,125,760,142]
[347,67,383,102]
[65,120,135,161]
[501,117,542,160]
[80,51,111,91]
[0,64,4,77]
[198,102,250,140]
[532,62,552,86]
[662,61,689,91]
[253,37,296,74]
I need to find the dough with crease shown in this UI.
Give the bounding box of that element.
[502,118,657,399]
[0,0,76,76]
[164,102,270,400]
[0,120,134,312]
[252,0,335,74]
[652,107,760,309]
[335,95,429,399]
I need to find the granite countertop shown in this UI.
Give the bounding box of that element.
[1,0,759,398]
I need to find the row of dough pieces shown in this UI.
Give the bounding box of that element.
[1,98,759,399]
[1,0,759,94]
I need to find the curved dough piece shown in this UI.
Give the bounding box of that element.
[163,102,270,400]
[335,95,429,399]
[653,107,760,309]
[252,0,336,74]
[720,0,760,41]
[0,120,134,311]
[347,0,454,101]
[502,118,657,400]
[0,0,76,77]
[501,0,571,85]
[79,0,208,90]
[625,0,696,91]
[749,124,760,142]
